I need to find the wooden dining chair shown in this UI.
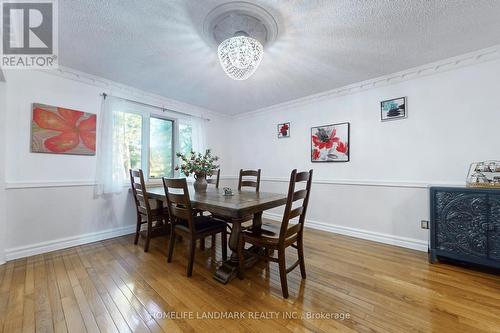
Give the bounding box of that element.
[237,169,313,298]
[129,169,170,252]
[238,169,261,192]
[163,177,227,277]
[207,169,221,188]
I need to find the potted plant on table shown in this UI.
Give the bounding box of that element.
[175,149,219,193]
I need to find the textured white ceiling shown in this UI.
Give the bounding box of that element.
[59,0,500,115]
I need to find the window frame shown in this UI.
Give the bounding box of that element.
[115,107,182,182]
[148,114,176,180]
[112,108,144,174]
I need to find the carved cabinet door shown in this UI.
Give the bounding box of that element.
[488,195,500,260]
[435,191,488,258]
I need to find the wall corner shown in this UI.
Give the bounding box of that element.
[0,80,6,265]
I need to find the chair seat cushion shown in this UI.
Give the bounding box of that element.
[241,222,282,244]
[175,215,226,234]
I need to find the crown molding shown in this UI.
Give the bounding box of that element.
[32,66,231,120]
[14,43,500,121]
[234,44,500,119]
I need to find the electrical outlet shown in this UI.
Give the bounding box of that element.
[421,220,429,229]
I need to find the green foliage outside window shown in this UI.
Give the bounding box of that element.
[113,112,142,175]
[150,117,173,178]
[114,113,194,179]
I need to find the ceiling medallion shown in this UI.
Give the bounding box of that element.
[203,2,278,80]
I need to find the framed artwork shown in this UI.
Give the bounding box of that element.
[31,103,96,155]
[278,122,290,138]
[311,122,349,162]
[381,97,406,121]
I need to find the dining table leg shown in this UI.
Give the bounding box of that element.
[213,212,264,284]
[252,211,263,229]
[228,221,242,261]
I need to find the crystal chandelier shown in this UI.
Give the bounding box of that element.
[218,33,263,80]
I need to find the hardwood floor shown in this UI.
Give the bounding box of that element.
[1,221,500,333]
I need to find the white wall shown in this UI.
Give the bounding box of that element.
[229,58,500,250]
[0,82,6,264]
[3,52,500,260]
[2,69,230,260]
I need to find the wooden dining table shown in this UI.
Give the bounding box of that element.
[146,186,288,283]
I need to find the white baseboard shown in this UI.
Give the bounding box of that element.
[5,225,136,261]
[2,213,427,262]
[263,212,428,252]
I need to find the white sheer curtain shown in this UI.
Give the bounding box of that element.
[94,95,208,193]
[190,116,207,154]
[94,96,127,195]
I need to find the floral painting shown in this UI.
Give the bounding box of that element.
[31,103,96,155]
[278,122,290,138]
[311,122,349,162]
[381,97,406,121]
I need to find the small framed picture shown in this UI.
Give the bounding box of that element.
[381,97,406,121]
[311,122,349,162]
[278,122,290,138]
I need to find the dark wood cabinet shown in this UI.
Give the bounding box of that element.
[430,187,500,269]
[488,194,500,261]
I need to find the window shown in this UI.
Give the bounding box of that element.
[113,111,142,173]
[149,117,174,179]
[114,111,186,180]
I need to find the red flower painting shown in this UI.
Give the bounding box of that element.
[278,122,290,138]
[311,128,339,149]
[31,104,96,155]
[311,123,349,162]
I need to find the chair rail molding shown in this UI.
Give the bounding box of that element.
[221,176,462,189]
[5,180,97,189]
[5,177,463,189]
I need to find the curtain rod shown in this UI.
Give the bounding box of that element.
[100,93,210,122]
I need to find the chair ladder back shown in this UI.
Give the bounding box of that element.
[207,169,221,188]
[238,169,261,192]
[296,170,313,233]
[162,178,195,232]
[130,169,152,215]
[280,169,314,240]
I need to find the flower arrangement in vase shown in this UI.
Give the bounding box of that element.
[175,149,219,192]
